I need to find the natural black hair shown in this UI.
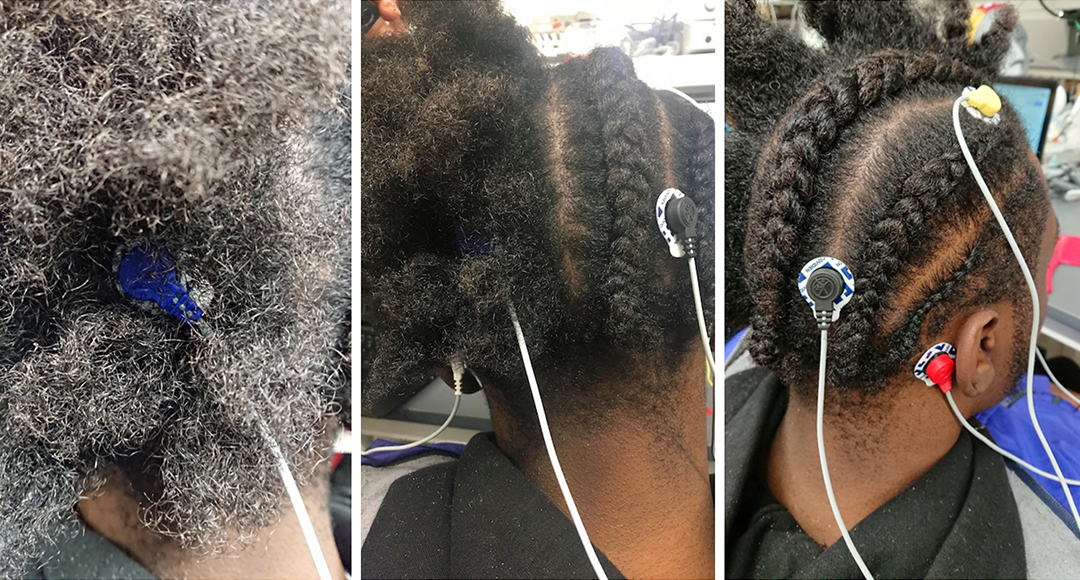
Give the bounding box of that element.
[361,1,715,422]
[725,0,1050,397]
[0,1,349,576]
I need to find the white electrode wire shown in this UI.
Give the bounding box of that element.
[689,257,717,373]
[689,257,717,453]
[817,329,874,580]
[657,86,700,109]
[945,391,1080,484]
[1037,348,1080,408]
[509,302,608,580]
[359,390,462,456]
[953,95,1080,528]
[257,419,333,580]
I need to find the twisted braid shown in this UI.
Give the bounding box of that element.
[800,0,1012,78]
[724,130,759,339]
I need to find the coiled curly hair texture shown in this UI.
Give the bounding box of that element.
[726,0,1049,397]
[361,1,715,421]
[0,1,350,576]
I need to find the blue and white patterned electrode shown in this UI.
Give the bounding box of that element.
[798,256,855,323]
[913,342,957,387]
[656,188,687,258]
[117,244,203,326]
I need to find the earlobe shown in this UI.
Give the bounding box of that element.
[952,309,1000,399]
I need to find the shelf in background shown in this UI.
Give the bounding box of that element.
[633,53,715,100]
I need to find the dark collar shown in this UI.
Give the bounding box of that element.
[448,433,623,579]
[36,517,157,580]
[725,369,1026,578]
[362,432,624,579]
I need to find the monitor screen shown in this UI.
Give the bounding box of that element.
[994,82,1053,159]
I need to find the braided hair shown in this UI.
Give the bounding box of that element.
[361,1,715,421]
[726,0,1049,397]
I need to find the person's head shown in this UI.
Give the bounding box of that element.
[726,0,1056,410]
[0,1,349,575]
[361,0,715,433]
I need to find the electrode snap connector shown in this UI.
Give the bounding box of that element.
[799,256,855,330]
[807,267,844,329]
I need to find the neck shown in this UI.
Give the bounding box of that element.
[486,358,715,580]
[78,464,345,580]
[768,379,961,547]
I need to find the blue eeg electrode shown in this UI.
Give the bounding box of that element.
[117,244,203,326]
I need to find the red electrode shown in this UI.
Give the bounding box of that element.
[926,354,956,393]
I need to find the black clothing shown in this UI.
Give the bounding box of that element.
[362,432,625,579]
[725,368,1027,579]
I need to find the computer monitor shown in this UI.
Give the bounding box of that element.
[994,77,1058,161]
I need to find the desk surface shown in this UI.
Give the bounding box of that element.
[1048,197,1080,350]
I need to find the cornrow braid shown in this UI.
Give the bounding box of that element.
[746,50,979,370]
[894,236,988,363]
[687,97,717,326]
[827,137,1009,383]
[578,48,667,345]
[731,0,1049,399]
[724,0,1016,340]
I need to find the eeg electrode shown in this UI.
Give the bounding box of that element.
[799,256,855,329]
[656,188,699,258]
[913,342,957,389]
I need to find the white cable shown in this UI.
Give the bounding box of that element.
[508,302,609,580]
[359,393,462,456]
[656,86,700,109]
[257,419,333,580]
[689,257,717,372]
[360,365,465,456]
[1037,348,1080,408]
[945,391,1080,485]
[816,329,874,580]
[953,95,1080,528]
[689,257,717,453]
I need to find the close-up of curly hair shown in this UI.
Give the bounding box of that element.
[0,1,350,577]
[725,0,1049,399]
[361,1,715,423]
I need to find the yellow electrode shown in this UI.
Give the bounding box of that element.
[967,85,1001,118]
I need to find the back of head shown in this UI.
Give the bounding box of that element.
[0,1,349,574]
[361,0,715,422]
[725,0,1049,398]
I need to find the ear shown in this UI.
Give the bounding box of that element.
[436,364,483,394]
[953,309,1001,400]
